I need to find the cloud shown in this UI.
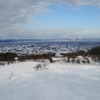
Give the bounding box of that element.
[0,0,100,39]
[0,0,100,26]
[1,26,99,39]
[0,0,51,26]
[59,0,100,6]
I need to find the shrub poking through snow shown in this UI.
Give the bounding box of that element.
[9,72,14,79]
[0,62,5,66]
[42,60,49,70]
[82,60,86,64]
[34,64,42,71]
[34,60,49,71]
[68,57,70,63]
[87,59,90,63]
[72,58,75,63]
[76,59,80,64]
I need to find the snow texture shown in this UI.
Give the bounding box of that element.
[0,61,100,100]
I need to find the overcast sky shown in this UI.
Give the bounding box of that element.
[0,0,100,39]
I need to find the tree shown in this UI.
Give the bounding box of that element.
[48,57,53,63]
[82,60,86,64]
[68,57,70,63]
[87,59,90,64]
[72,58,75,63]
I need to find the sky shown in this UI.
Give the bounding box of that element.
[0,0,100,39]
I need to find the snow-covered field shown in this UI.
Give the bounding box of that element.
[0,61,100,100]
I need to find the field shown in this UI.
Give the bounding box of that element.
[0,61,100,100]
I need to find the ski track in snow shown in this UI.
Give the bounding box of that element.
[0,61,100,100]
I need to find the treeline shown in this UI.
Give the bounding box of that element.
[0,52,55,62]
[61,46,100,60]
[88,46,100,55]
[18,53,55,63]
[0,52,55,65]
[0,52,17,61]
[61,50,87,58]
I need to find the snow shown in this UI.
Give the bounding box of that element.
[0,61,100,100]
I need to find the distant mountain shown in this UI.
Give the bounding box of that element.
[0,38,100,42]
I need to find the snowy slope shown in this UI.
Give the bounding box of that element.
[0,62,100,100]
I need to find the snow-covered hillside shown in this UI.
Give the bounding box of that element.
[0,61,100,100]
